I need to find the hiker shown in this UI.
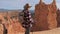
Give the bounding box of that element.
[19,3,33,34]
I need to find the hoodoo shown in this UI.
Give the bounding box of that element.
[32,0,57,31]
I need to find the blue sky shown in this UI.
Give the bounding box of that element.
[0,0,60,10]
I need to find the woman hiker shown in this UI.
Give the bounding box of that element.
[19,3,33,34]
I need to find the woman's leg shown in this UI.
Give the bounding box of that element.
[25,27,31,34]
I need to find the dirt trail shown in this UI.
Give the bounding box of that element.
[21,27,60,34]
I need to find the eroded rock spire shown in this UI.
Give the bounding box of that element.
[39,0,43,4]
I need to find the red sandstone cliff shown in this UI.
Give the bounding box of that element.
[32,0,57,31]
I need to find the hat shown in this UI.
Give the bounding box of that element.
[24,3,32,9]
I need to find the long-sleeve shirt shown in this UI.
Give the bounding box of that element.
[22,10,33,28]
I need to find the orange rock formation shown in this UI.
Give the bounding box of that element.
[0,12,25,34]
[32,0,57,31]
